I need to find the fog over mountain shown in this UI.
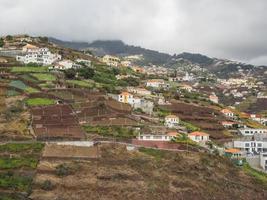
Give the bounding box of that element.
[1,0,267,65]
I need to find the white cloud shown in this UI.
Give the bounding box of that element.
[0,0,267,64]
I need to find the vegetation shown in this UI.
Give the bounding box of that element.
[139,147,167,161]
[0,157,38,169]
[41,180,54,191]
[66,79,94,88]
[0,143,44,153]
[180,120,200,132]
[55,163,72,177]
[9,80,38,94]
[26,98,56,106]
[83,126,137,139]
[243,162,267,186]
[31,73,56,81]
[0,143,44,196]
[0,38,4,47]
[0,172,32,191]
[172,133,198,146]
[11,66,48,73]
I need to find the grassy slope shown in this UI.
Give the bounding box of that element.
[0,143,44,200]
[30,144,267,200]
[26,98,56,106]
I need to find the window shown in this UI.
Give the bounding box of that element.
[245,143,250,147]
[145,136,150,139]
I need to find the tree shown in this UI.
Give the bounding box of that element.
[64,69,76,79]
[39,36,48,43]
[6,35,13,41]
[0,38,4,47]
[122,77,139,86]
[78,67,95,79]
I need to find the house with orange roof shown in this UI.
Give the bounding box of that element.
[118,92,135,104]
[221,108,235,118]
[146,79,165,88]
[224,148,243,159]
[188,131,209,143]
[22,43,39,52]
[165,115,180,128]
[221,121,237,128]
[209,94,219,104]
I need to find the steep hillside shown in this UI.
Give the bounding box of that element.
[29,143,267,200]
[168,52,259,78]
[49,38,171,65]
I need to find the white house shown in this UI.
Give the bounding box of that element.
[146,79,165,88]
[137,131,179,141]
[188,131,209,143]
[76,59,91,67]
[238,128,267,136]
[221,108,235,118]
[49,60,81,70]
[16,47,61,65]
[117,92,139,105]
[117,91,153,114]
[164,115,179,128]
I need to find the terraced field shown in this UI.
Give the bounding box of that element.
[0,143,44,200]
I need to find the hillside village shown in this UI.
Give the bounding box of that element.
[1,34,267,199]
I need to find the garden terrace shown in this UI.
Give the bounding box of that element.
[160,101,231,140]
[31,104,85,140]
[0,143,44,200]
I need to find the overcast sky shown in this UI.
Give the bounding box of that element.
[0,0,267,65]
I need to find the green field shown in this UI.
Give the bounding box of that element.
[0,143,44,153]
[66,80,94,88]
[31,73,56,81]
[11,66,48,73]
[0,157,38,169]
[0,143,44,195]
[26,98,56,106]
[9,80,39,94]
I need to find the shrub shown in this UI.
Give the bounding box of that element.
[55,163,71,177]
[41,180,53,191]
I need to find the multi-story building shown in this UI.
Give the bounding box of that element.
[164,115,179,128]
[238,128,267,136]
[233,140,267,154]
[102,55,120,67]
[16,47,61,65]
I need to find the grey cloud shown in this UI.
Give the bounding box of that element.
[0,0,267,65]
